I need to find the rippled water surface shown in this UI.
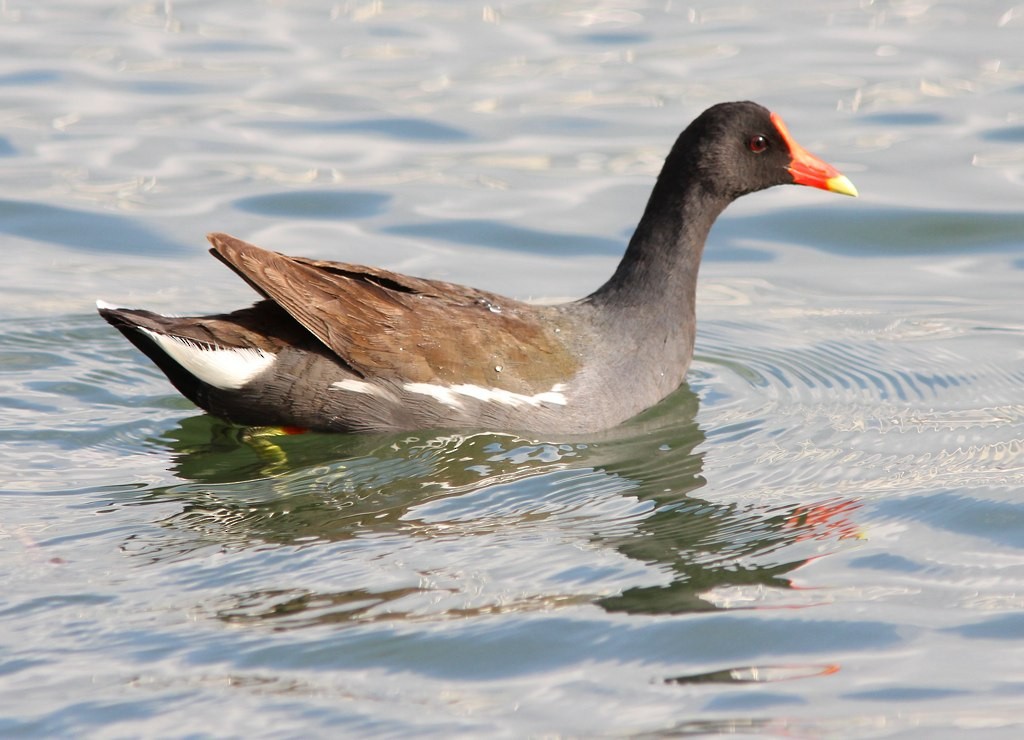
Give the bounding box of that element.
[2,1,1023,736]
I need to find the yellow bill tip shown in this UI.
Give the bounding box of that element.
[826,174,859,198]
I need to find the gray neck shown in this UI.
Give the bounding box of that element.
[582,174,729,380]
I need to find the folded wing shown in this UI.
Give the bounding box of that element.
[206,233,579,395]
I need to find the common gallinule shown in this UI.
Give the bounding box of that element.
[98,101,857,434]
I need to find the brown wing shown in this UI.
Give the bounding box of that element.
[206,233,579,393]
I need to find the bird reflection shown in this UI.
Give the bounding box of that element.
[127,385,861,626]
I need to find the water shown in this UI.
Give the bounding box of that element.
[2,0,1023,736]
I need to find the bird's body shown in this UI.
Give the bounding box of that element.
[98,101,856,434]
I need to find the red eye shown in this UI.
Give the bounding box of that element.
[748,134,768,154]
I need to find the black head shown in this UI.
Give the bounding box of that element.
[665,101,857,201]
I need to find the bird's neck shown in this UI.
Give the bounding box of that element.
[566,162,733,408]
[587,172,728,323]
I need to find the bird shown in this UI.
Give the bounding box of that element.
[98,101,857,435]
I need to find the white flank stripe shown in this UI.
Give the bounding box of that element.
[139,328,276,391]
[527,384,569,406]
[403,382,464,409]
[330,378,393,399]
[403,382,568,409]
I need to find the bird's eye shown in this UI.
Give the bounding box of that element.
[748,134,769,154]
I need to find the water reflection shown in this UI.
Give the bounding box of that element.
[123,387,862,627]
[0,199,185,255]
[665,662,839,685]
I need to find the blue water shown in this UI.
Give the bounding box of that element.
[2,1,1024,736]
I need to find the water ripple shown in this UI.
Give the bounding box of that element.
[692,311,1024,502]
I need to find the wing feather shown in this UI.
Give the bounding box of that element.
[207,233,579,393]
